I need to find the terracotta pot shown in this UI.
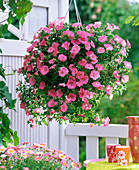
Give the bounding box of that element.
[127,116,139,163]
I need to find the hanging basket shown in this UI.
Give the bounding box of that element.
[17,18,132,127]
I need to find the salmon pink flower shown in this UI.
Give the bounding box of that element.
[70,44,80,55]
[59,83,66,87]
[71,68,78,76]
[92,81,101,88]
[76,81,83,87]
[27,45,34,52]
[67,79,76,89]
[55,21,63,30]
[104,44,113,51]
[52,42,59,49]
[120,47,126,56]
[47,47,54,53]
[103,117,110,127]
[57,89,63,98]
[58,54,67,62]
[113,71,120,79]
[98,35,107,42]
[85,63,94,70]
[127,40,131,48]
[29,77,36,86]
[48,99,58,108]
[50,64,56,69]
[114,35,122,43]
[76,71,84,79]
[59,67,69,77]
[90,41,95,48]
[93,21,101,28]
[97,47,105,53]
[80,75,89,84]
[72,23,82,28]
[33,108,41,113]
[121,75,129,83]
[69,64,75,71]
[95,64,104,71]
[106,23,114,32]
[124,61,132,69]
[61,41,70,50]
[115,79,121,86]
[23,167,30,170]
[82,103,92,110]
[63,30,74,39]
[105,85,113,94]
[48,89,57,98]
[49,59,55,64]
[115,56,121,65]
[94,116,100,122]
[67,93,76,102]
[18,68,22,73]
[61,103,68,112]
[78,58,87,66]
[90,70,100,80]
[91,58,98,64]
[27,64,33,71]
[39,66,49,75]
[39,82,45,90]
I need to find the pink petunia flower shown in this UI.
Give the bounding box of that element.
[115,79,121,86]
[115,56,121,65]
[106,23,114,32]
[113,71,120,79]
[95,64,104,71]
[121,75,129,83]
[124,61,132,69]
[47,47,54,53]
[67,79,76,89]
[20,102,27,109]
[55,21,63,30]
[39,82,45,90]
[93,21,101,28]
[90,41,95,48]
[90,70,100,80]
[58,54,67,62]
[40,52,44,60]
[58,67,69,77]
[61,41,70,50]
[76,81,83,87]
[97,47,105,53]
[114,35,122,43]
[91,58,98,64]
[105,85,113,94]
[71,68,78,76]
[127,40,131,48]
[48,89,57,98]
[72,23,82,28]
[78,58,87,66]
[48,99,58,108]
[50,64,56,69]
[80,75,89,84]
[39,66,49,75]
[23,167,30,170]
[67,93,76,102]
[76,71,85,79]
[69,64,75,71]
[92,81,101,88]
[103,117,110,127]
[120,47,126,56]
[49,59,55,64]
[70,44,80,56]
[33,108,41,113]
[82,103,92,110]
[29,77,36,86]
[94,116,100,122]
[85,63,94,70]
[60,103,68,112]
[104,44,113,51]
[40,39,46,46]
[57,89,63,98]
[98,35,107,42]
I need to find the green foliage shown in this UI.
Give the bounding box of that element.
[96,69,139,124]
[0,64,19,146]
[125,12,139,26]
[0,0,33,38]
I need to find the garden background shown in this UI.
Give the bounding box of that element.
[2,0,139,169]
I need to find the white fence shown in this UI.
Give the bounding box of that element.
[64,123,129,161]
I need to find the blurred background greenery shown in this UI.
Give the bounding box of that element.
[69,0,139,169]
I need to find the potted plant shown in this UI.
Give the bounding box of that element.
[17,18,132,127]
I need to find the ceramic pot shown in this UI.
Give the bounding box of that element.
[127,116,139,163]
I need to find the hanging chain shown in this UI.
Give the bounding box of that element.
[64,0,83,29]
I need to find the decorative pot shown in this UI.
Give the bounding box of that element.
[127,116,139,163]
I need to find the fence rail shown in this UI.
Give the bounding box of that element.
[65,123,129,161]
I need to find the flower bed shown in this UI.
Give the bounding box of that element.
[0,143,81,170]
[17,19,132,127]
